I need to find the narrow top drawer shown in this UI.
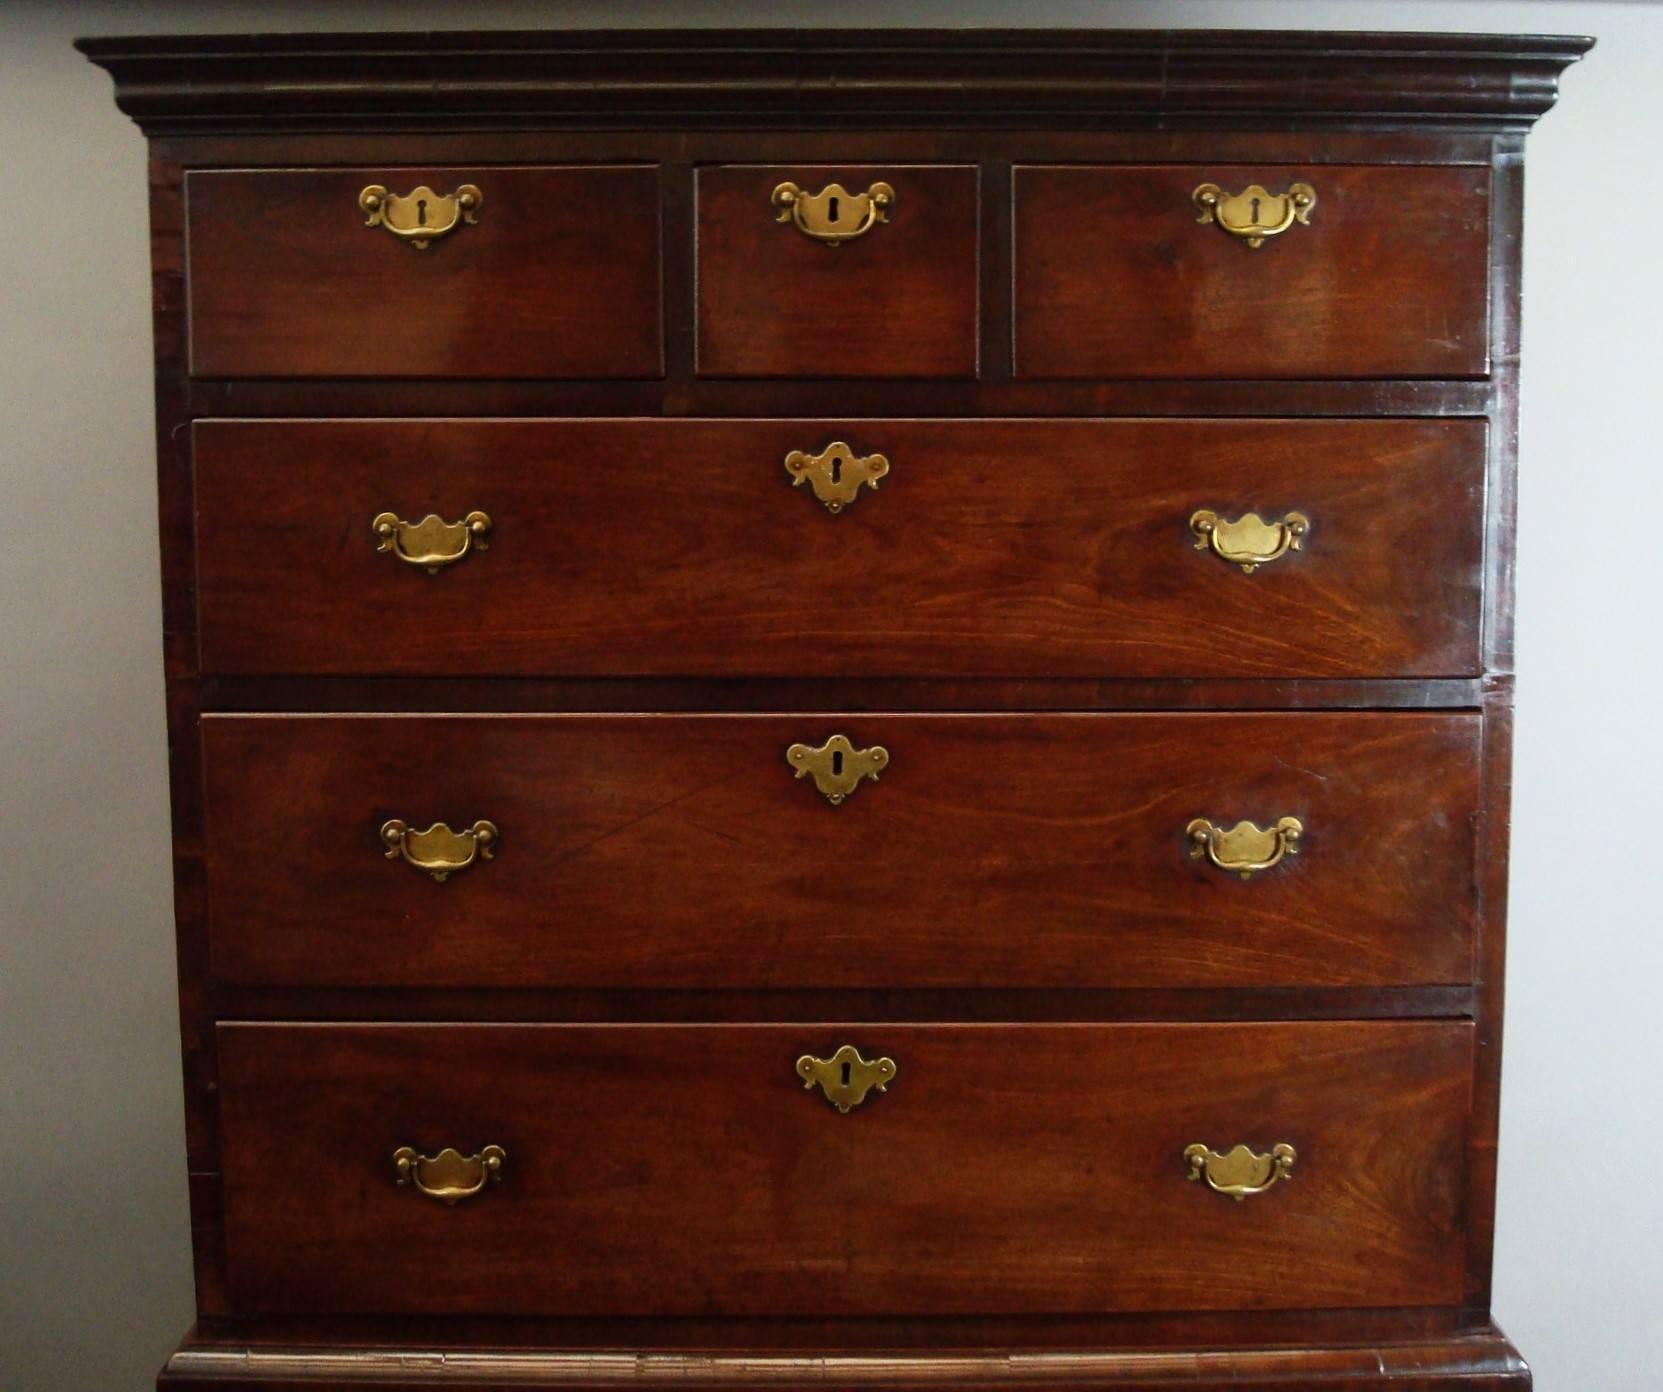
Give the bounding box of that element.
[697,164,979,378]
[185,166,664,379]
[1014,164,1491,379]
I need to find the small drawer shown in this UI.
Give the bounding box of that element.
[192,417,1485,678]
[201,712,1480,990]
[696,164,979,377]
[1014,164,1490,379]
[218,1020,1473,1316]
[185,166,663,378]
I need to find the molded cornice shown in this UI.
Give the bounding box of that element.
[77,28,1592,136]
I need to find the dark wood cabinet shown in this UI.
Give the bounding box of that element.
[79,26,1588,1392]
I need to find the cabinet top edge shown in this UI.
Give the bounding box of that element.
[76,28,1593,138]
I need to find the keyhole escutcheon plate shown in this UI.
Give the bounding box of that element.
[786,735,889,805]
[1192,181,1316,248]
[797,1045,898,1113]
[771,180,895,244]
[784,441,890,513]
[360,183,483,249]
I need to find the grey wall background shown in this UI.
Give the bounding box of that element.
[2,1,1656,1387]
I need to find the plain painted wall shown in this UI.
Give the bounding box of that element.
[1,1,1657,1387]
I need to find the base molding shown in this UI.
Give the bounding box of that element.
[160,1331,1529,1390]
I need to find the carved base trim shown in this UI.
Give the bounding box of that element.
[160,1332,1529,1389]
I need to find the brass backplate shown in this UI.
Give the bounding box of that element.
[771,180,895,244]
[393,1144,506,1204]
[783,442,890,513]
[381,819,498,881]
[374,510,492,572]
[1185,1142,1296,1199]
[1187,816,1303,880]
[786,735,889,805]
[796,1045,898,1113]
[1189,510,1309,573]
[359,183,483,249]
[1192,181,1316,248]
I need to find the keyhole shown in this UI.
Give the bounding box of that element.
[832,750,844,776]
[1249,197,1261,223]
[830,454,843,484]
[416,198,429,227]
[828,196,840,224]
[841,1061,852,1087]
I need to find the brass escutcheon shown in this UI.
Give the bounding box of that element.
[1190,510,1310,573]
[786,735,889,806]
[1192,182,1316,248]
[797,1045,898,1113]
[381,819,498,882]
[393,1145,505,1204]
[771,180,895,244]
[1187,816,1303,880]
[784,442,890,514]
[374,511,492,573]
[1185,1142,1296,1200]
[359,183,482,249]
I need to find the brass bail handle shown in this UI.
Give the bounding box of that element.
[393,1145,506,1204]
[1187,817,1303,880]
[359,182,483,249]
[772,180,895,244]
[1185,1142,1296,1200]
[381,819,498,882]
[1190,510,1309,574]
[1193,181,1316,248]
[374,511,492,573]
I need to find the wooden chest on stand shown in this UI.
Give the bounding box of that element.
[79,27,1588,1391]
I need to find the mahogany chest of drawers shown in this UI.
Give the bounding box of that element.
[80,27,1588,1392]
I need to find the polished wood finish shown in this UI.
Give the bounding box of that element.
[696,165,978,378]
[1015,165,1490,379]
[202,712,1480,990]
[194,418,1483,678]
[218,1021,1471,1316]
[77,25,1587,1392]
[186,167,663,379]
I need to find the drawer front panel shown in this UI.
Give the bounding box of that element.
[218,1021,1473,1316]
[202,713,1480,989]
[186,167,663,378]
[193,418,1485,678]
[1014,165,1490,379]
[697,165,979,377]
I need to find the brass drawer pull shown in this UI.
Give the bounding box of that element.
[772,180,895,244]
[1187,816,1303,880]
[381,819,498,882]
[786,735,889,805]
[359,182,482,249]
[393,1144,505,1204]
[784,441,890,514]
[1185,1142,1296,1200]
[373,511,492,573]
[1192,181,1316,248]
[1190,510,1309,573]
[797,1045,897,1113]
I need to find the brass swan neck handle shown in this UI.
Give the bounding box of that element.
[393,1145,505,1204]
[1187,817,1303,880]
[1185,1142,1296,1199]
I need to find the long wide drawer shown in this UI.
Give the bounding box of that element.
[201,712,1480,989]
[192,417,1486,677]
[217,1021,1473,1316]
